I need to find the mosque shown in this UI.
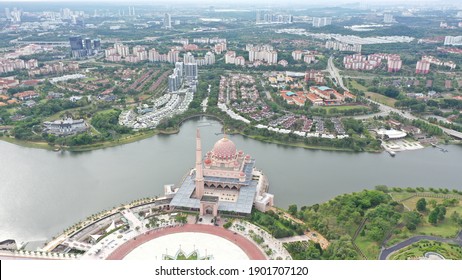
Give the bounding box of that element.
[168,129,274,216]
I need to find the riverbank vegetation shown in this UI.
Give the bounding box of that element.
[248,209,306,238]
[281,187,462,259]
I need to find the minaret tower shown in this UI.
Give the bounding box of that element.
[195,129,204,199]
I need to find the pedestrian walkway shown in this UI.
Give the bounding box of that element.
[231,220,292,260]
[121,209,143,229]
[278,235,311,243]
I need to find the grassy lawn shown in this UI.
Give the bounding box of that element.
[386,193,462,245]
[349,80,368,91]
[354,235,380,260]
[415,205,462,238]
[389,240,462,260]
[43,105,93,121]
[138,94,151,101]
[398,194,462,212]
[349,80,396,107]
[0,136,54,150]
[325,105,369,113]
[6,108,17,114]
[365,92,397,107]
[83,77,97,82]
[389,192,416,202]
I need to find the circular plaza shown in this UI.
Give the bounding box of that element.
[106,224,266,260]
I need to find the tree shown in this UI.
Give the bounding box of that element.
[323,236,359,260]
[403,211,421,231]
[174,214,188,224]
[450,211,462,225]
[436,206,446,222]
[428,210,438,225]
[374,185,389,193]
[416,198,427,212]
[383,87,400,98]
[288,204,298,216]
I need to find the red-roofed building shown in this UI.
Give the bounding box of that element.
[310,86,333,99]
[445,80,453,89]
[332,91,344,101]
[292,96,306,106]
[21,79,40,86]
[343,91,356,101]
[306,93,323,106]
[183,44,199,51]
[101,88,114,95]
[280,91,295,105]
[0,78,19,89]
[13,90,39,101]
[309,86,346,105]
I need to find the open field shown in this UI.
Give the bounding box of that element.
[324,105,369,114]
[349,80,368,91]
[43,105,93,122]
[365,92,397,107]
[354,235,380,260]
[349,80,397,107]
[386,192,462,245]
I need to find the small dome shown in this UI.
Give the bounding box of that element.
[204,158,212,165]
[212,137,237,160]
[239,172,245,176]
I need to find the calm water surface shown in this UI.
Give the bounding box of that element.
[0,117,461,242]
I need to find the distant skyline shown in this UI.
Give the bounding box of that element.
[0,0,461,12]
[0,0,461,5]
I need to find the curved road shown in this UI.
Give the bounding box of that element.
[379,230,462,260]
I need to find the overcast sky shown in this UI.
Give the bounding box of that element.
[0,0,460,4]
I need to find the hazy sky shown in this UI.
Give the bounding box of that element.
[0,0,460,3]
[0,0,461,9]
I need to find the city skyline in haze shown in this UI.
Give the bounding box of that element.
[0,0,461,6]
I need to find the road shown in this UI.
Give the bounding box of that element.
[327,56,462,139]
[379,230,462,260]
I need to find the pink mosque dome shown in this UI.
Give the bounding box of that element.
[204,158,212,165]
[212,137,237,160]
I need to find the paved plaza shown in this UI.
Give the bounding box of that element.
[106,224,266,260]
[123,232,249,260]
[382,139,423,152]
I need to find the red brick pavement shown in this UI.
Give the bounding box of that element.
[106,224,266,260]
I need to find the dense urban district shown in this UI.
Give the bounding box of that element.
[1,2,462,261]
[1,3,462,152]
